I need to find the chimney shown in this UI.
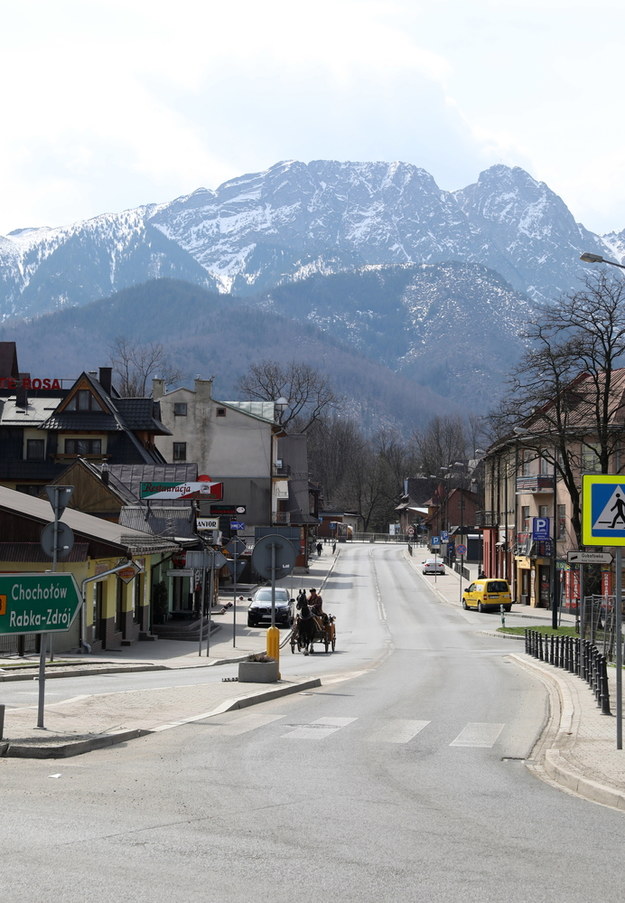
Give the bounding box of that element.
[195,378,213,402]
[99,367,112,394]
[152,378,165,400]
[16,372,29,409]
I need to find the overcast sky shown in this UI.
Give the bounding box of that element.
[2,0,624,237]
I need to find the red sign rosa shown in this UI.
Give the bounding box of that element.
[0,377,62,390]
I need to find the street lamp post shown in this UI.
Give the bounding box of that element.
[579,251,623,749]
[580,251,625,271]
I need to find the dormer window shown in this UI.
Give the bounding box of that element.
[65,389,102,412]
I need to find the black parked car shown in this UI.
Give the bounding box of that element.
[247,587,295,628]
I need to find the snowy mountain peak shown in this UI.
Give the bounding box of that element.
[0,159,618,321]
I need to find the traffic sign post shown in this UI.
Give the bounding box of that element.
[36,484,75,726]
[251,535,297,676]
[0,572,82,730]
[455,543,467,606]
[582,475,623,749]
[226,538,247,647]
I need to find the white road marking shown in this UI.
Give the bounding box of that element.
[283,716,357,740]
[200,713,284,736]
[367,719,431,743]
[449,722,505,748]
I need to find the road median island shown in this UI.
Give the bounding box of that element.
[1,676,323,759]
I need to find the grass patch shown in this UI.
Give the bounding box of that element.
[497,624,580,637]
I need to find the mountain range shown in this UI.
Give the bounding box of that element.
[1,159,623,428]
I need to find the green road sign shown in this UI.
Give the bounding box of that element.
[582,474,625,547]
[0,573,82,635]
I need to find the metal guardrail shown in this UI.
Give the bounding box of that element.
[525,629,611,715]
[354,533,415,543]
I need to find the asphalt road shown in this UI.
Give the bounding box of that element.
[2,545,624,903]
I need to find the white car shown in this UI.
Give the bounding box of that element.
[422,558,446,575]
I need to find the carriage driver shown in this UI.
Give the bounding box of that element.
[308,588,323,616]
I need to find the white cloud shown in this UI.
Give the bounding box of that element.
[1,0,625,234]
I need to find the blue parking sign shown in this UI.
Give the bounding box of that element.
[532,517,551,541]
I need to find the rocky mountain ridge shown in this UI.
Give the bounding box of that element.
[0,159,617,321]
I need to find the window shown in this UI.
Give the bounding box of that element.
[173,442,187,462]
[538,505,549,519]
[65,438,102,456]
[581,443,601,474]
[521,505,530,533]
[26,439,45,461]
[65,390,101,412]
[539,455,552,476]
[174,403,187,416]
[216,407,226,417]
[520,449,532,476]
[19,484,45,497]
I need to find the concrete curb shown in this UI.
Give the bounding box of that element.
[0,663,168,682]
[542,749,625,811]
[3,729,151,759]
[509,653,625,811]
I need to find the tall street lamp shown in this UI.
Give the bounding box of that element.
[580,251,625,271]
[579,250,624,748]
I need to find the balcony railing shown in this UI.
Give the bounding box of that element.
[272,463,291,477]
[516,475,554,494]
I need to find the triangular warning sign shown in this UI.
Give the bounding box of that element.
[593,484,625,531]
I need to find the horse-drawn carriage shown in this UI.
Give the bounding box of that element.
[290,609,336,654]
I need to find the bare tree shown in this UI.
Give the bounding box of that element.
[490,271,625,544]
[412,415,468,477]
[238,360,339,431]
[110,338,183,397]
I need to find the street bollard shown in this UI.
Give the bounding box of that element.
[266,625,281,679]
[0,703,4,740]
[500,604,505,629]
[599,656,612,715]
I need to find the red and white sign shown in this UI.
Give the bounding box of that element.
[140,480,223,500]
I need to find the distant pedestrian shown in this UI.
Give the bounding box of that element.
[332,541,337,554]
[316,541,322,557]
[478,569,486,578]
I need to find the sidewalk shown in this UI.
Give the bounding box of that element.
[0,554,337,759]
[410,549,625,811]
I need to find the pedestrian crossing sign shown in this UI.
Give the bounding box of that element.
[582,474,625,546]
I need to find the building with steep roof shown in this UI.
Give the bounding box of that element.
[0,343,171,495]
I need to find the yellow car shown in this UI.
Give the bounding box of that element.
[462,578,512,613]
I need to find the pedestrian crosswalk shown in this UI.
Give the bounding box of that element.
[199,712,507,748]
